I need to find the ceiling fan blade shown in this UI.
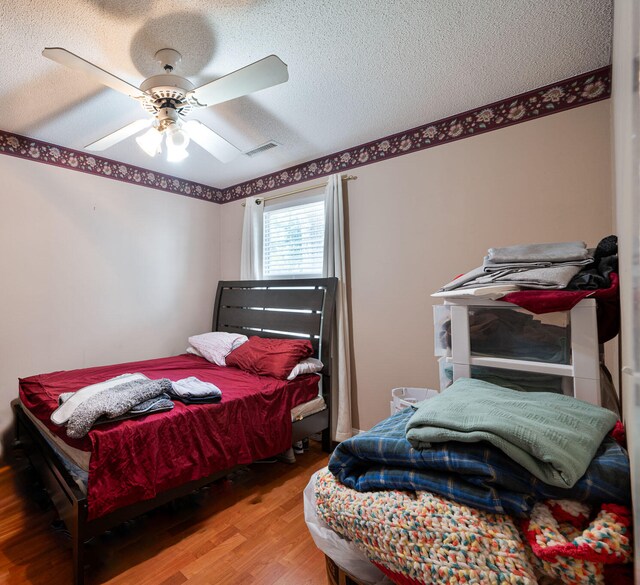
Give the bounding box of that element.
[85,119,152,151]
[43,47,145,99]
[184,120,242,163]
[190,55,288,107]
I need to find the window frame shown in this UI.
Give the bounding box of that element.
[262,193,325,280]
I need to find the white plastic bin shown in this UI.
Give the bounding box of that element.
[438,356,572,395]
[433,304,571,364]
[390,387,439,416]
[433,305,452,356]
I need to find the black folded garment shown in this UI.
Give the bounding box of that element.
[170,394,222,405]
[567,234,617,290]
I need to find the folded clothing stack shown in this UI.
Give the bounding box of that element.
[484,241,593,270]
[169,376,222,404]
[328,378,629,517]
[405,378,618,489]
[438,241,593,296]
[59,391,174,427]
[51,374,174,438]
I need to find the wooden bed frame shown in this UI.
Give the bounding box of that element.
[325,555,368,585]
[13,277,338,585]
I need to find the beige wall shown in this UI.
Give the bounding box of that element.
[0,157,220,457]
[220,100,614,431]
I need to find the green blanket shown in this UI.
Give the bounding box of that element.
[405,378,618,488]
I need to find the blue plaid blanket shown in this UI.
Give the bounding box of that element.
[328,408,630,517]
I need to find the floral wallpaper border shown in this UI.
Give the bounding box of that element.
[220,65,611,203]
[0,132,224,203]
[0,66,610,205]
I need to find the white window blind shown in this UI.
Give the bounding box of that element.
[263,198,325,278]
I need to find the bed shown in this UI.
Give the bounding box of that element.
[12,277,337,585]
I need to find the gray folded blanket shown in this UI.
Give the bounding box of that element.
[405,378,618,488]
[441,264,582,292]
[441,266,527,291]
[487,264,582,289]
[483,257,593,272]
[62,378,173,438]
[487,241,591,264]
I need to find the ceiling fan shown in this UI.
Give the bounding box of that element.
[42,47,289,163]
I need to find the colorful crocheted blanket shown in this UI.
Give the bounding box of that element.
[314,469,633,585]
[522,500,633,585]
[315,468,538,584]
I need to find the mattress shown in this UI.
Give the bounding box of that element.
[19,353,320,519]
[291,395,326,421]
[21,393,328,495]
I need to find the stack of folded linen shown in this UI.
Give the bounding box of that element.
[435,241,594,298]
[316,378,633,584]
[328,379,629,517]
[404,378,617,489]
[168,376,222,404]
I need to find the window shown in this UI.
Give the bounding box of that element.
[263,196,325,279]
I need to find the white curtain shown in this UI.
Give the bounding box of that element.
[323,174,353,442]
[240,196,264,280]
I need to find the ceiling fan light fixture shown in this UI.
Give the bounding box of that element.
[166,123,190,149]
[136,127,163,157]
[165,123,190,162]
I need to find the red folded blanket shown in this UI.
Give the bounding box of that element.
[499,273,619,343]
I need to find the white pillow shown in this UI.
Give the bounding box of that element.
[188,332,248,366]
[287,357,324,380]
[185,346,203,357]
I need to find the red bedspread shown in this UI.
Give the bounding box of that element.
[19,354,320,520]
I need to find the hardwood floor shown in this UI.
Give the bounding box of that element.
[0,443,330,585]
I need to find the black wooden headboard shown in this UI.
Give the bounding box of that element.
[212,278,338,373]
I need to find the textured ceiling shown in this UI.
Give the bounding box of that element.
[1,0,612,189]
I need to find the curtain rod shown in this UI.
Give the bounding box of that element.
[241,174,358,206]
